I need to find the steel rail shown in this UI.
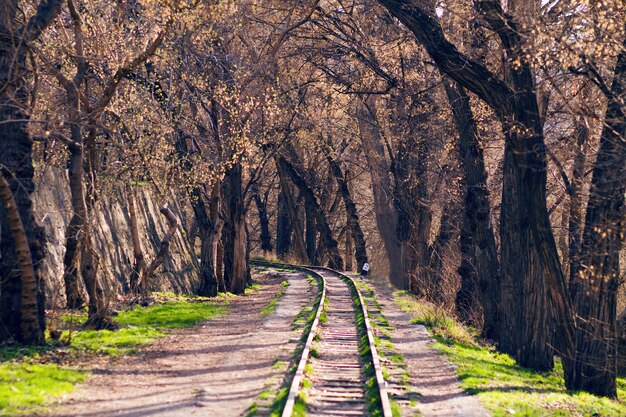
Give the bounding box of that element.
[308,266,393,417]
[250,260,327,417]
[250,260,392,417]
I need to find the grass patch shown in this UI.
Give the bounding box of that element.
[395,290,476,346]
[0,362,86,416]
[293,394,308,417]
[394,290,626,417]
[261,281,289,318]
[250,258,296,273]
[64,297,228,356]
[1,293,228,416]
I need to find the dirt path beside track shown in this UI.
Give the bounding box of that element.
[45,269,313,417]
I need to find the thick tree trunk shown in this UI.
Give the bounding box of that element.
[444,79,501,341]
[568,45,625,397]
[356,97,407,288]
[323,140,369,272]
[222,163,248,294]
[0,174,43,344]
[0,0,62,343]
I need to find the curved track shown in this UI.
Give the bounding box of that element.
[251,261,391,417]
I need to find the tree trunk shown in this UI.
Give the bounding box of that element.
[0,0,62,343]
[275,155,343,270]
[142,204,179,290]
[568,44,625,397]
[63,90,87,308]
[0,174,43,344]
[356,97,407,288]
[81,223,111,329]
[305,201,318,264]
[216,230,225,293]
[456,204,480,326]
[444,79,501,341]
[323,139,369,272]
[276,165,307,262]
[345,225,353,271]
[429,200,460,304]
[191,183,221,297]
[126,184,146,294]
[568,116,590,284]
[223,163,248,294]
[252,183,272,254]
[276,186,292,259]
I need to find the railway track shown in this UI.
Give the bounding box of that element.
[251,261,392,417]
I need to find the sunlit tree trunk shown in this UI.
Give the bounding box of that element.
[223,163,248,294]
[0,175,43,343]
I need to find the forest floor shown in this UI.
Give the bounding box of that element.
[38,269,314,417]
[5,266,625,417]
[352,274,489,417]
[360,274,626,417]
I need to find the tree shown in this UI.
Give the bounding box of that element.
[0,0,63,344]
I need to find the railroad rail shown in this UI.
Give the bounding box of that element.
[251,260,392,417]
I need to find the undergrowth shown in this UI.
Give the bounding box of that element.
[394,290,626,417]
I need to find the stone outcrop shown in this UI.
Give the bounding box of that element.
[34,168,198,308]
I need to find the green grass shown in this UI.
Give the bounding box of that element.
[1,293,229,416]
[394,291,626,417]
[293,394,308,416]
[261,281,289,317]
[64,298,228,355]
[395,290,476,346]
[0,362,86,416]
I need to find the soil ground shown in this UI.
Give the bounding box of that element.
[42,267,488,417]
[44,269,313,417]
[361,274,490,417]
